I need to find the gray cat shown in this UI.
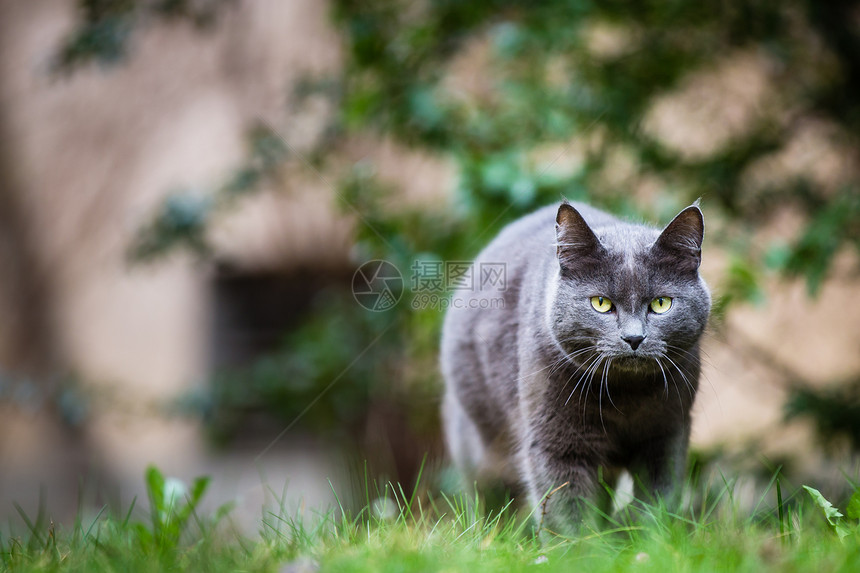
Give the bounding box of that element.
[440,201,710,537]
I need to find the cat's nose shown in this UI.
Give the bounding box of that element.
[622,334,645,350]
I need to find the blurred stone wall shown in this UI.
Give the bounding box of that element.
[0,0,348,525]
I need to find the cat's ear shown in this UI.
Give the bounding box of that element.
[653,205,704,272]
[556,202,603,270]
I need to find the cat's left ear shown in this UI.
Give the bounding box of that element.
[652,205,704,273]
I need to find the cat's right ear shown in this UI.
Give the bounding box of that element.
[652,205,704,273]
[556,202,603,271]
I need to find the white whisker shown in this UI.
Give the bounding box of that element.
[656,357,670,399]
[603,358,620,413]
[663,354,696,400]
[580,355,604,419]
[598,358,611,434]
[554,348,596,402]
[564,352,602,406]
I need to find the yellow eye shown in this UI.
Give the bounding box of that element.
[650,296,673,314]
[590,296,613,313]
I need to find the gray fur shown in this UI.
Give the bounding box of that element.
[440,201,710,536]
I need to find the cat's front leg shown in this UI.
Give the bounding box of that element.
[628,426,690,509]
[520,433,609,538]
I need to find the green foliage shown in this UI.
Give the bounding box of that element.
[55,0,233,71]
[781,189,860,295]
[785,378,860,452]
[802,485,860,541]
[129,192,214,261]
[5,466,860,571]
[128,124,287,262]
[848,489,860,520]
[0,466,241,572]
[330,0,860,299]
[711,255,766,322]
[206,293,403,444]
[55,0,135,68]
[100,0,860,294]
[136,465,218,556]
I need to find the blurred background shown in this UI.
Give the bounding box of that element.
[1,0,859,529]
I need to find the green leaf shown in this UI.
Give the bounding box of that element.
[721,256,764,306]
[763,242,791,271]
[175,476,211,527]
[803,485,850,539]
[188,476,211,511]
[145,465,167,519]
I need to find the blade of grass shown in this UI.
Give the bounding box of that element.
[776,479,785,538]
[84,504,108,542]
[12,502,44,550]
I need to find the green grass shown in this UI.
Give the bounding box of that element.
[2,466,860,572]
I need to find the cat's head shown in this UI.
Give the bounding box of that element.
[548,202,711,373]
